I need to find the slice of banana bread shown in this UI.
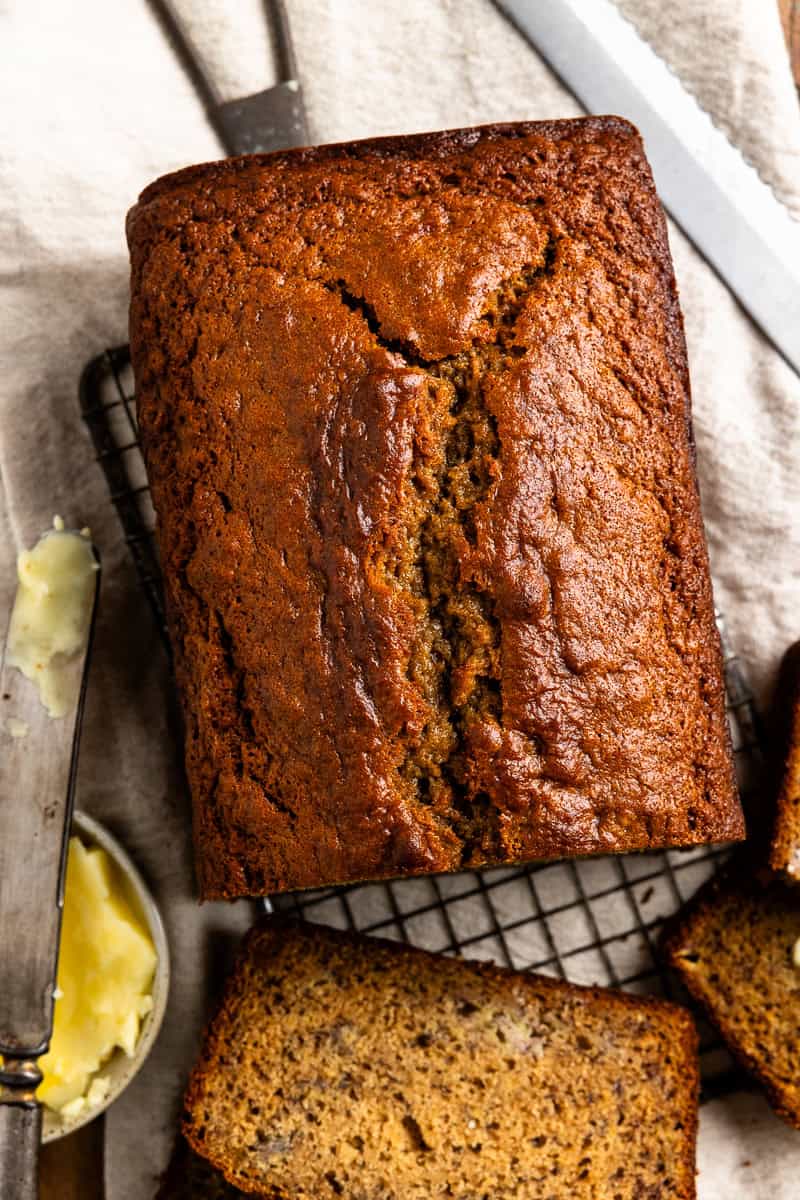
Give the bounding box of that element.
[663,641,800,1128]
[128,117,742,899]
[771,642,800,878]
[662,859,800,1128]
[182,918,699,1199]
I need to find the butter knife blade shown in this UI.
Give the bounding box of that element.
[0,546,100,1057]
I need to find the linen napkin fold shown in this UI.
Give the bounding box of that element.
[0,1,798,1196]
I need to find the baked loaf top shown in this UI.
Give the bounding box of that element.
[662,859,800,1129]
[128,118,742,898]
[770,641,800,878]
[183,918,699,1199]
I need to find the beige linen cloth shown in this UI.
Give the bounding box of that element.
[1,0,799,1194]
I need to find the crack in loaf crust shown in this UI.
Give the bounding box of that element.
[127,118,744,899]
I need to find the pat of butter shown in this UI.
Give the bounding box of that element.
[60,1075,112,1122]
[37,837,157,1113]
[6,517,98,719]
[792,937,800,969]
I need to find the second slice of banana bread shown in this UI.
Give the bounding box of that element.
[662,860,800,1128]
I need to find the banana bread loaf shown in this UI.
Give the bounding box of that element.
[182,918,699,1199]
[128,118,743,899]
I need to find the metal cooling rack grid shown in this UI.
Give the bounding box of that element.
[80,344,764,1099]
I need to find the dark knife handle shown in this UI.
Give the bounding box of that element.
[0,1100,40,1200]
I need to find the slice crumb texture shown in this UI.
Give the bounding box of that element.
[183,919,698,1199]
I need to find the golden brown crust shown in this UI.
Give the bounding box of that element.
[661,857,800,1129]
[128,118,742,899]
[181,918,698,1199]
[770,641,800,877]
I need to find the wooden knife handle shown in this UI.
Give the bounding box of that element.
[0,1101,41,1200]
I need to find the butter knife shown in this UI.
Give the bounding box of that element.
[0,544,100,1200]
[151,0,308,155]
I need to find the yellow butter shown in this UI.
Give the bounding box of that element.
[37,837,157,1112]
[6,516,98,718]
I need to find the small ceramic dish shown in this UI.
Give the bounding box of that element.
[41,810,170,1142]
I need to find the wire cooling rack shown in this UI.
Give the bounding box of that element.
[80,343,764,1100]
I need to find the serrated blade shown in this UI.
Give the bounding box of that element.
[0,548,100,1057]
[495,0,800,376]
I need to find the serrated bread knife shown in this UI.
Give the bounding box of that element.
[0,543,100,1200]
[494,0,800,377]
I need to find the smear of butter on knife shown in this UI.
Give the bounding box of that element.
[6,516,98,718]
